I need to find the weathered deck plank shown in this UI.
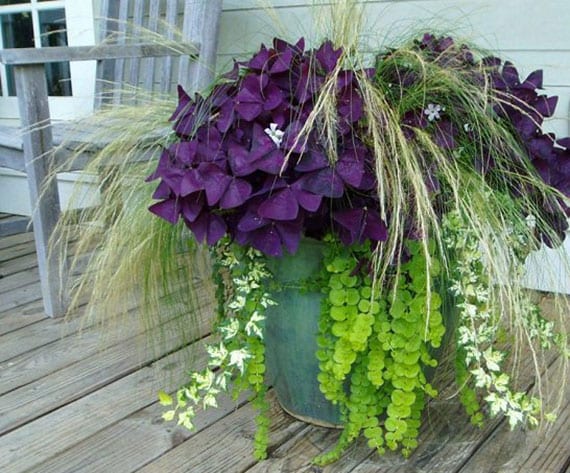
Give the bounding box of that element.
[346,355,566,473]
[0,336,210,473]
[0,237,38,263]
[0,300,45,335]
[24,388,251,473]
[0,230,569,473]
[0,250,41,279]
[0,229,34,250]
[0,282,213,394]
[0,266,40,294]
[459,357,570,473]
[0,214,30,237]
[1,307,164,396]
[137,390,307,473]
[0,315,86,362]
[0,301,213,435]
[0,280,43,312]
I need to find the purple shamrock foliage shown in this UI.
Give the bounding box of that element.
[149,35,570,255]
[148,38,386,256]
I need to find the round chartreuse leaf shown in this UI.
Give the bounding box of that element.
[340,272,358,287]
[389,299,407,318]
[330,305,348,321]
[329,288,347,306]
[329,274,344,289]
[358,299,371,312]
[346,288,360,305]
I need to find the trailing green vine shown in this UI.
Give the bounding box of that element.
[158,221,566,464]
[313,236,446,464]
[443,210,564,429]
[159,238,276,459]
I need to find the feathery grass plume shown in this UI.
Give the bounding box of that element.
[50,0,568,458]
[49,24,216,358]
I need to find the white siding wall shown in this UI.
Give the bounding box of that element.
[219,0,570,136]
[1,0,569,290]
[218,0,570,292]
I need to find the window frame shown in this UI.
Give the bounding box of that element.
[0,0,96,121]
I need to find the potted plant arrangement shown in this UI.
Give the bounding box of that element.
[57,4,569,467]
[142,32,569,464]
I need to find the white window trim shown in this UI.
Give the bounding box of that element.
[0,0,97,121]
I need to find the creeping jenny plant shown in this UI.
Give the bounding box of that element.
[55,2,569,466]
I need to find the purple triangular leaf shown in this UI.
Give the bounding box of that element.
[336,149,365,188]
[295,149,329,172]
[316,40,342,73]
[257,187,299,221]
[173,140,199,165]
[180,169,204,197]
[149,199,180,224]
[235,102,264,121]
[256,149,286,175]
[187,213,226,246]
[300,168,345,198]
[220,178,252,209]
[152,180,171,200]
[250,225,283,257]
[200,164,232,205]
[294,187,322,212]
[522,69,543,90]
[534,95,558,118]
[228,142,257,177]
[180,195,204,223]
[238,211,269,232]
[363,211,388,242]
[276,220,303,254]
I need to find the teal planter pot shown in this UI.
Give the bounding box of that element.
[265,238,342,427]
[264,238,454,428]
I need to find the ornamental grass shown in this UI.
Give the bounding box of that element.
[52,0,569,465]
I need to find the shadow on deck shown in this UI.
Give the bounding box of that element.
[0,230,569,473]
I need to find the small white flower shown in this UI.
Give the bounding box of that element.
[463,123,473,132]
[264,123,285,147]
[424,103,444,121]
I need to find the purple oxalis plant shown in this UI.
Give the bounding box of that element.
[148,35,570,256]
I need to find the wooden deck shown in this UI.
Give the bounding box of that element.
[1,230,569,473]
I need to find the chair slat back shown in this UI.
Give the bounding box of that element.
[142,0,162,92]
[95,0,221,106]
[127,0,146,86]
[109,0,130,103]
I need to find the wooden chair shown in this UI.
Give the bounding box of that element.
[0,0,223,317]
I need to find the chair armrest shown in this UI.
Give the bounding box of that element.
[0,42,199,66]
